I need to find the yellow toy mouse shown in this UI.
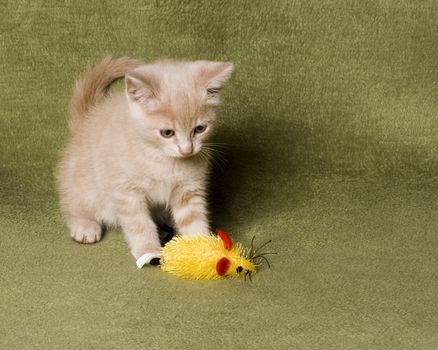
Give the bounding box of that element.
[160,229,273,280]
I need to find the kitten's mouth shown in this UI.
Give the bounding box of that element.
[177,152,196,159]
[174,149,201,159]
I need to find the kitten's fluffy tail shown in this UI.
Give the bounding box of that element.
[69,56,144,131]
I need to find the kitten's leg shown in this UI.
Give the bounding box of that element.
[68,218,102,244]
[114,192,161,260]
[171,190,210,235]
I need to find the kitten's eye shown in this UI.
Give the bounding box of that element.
[160,129,175,138]
[194,125,207,134]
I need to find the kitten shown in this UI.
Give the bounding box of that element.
[56,56,233,266]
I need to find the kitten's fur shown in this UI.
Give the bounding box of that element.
[56,57,233,261]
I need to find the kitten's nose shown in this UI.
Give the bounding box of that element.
[178,144,193,157]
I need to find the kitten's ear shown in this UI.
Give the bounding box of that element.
[125,66,160,109]
[195,61,234,105]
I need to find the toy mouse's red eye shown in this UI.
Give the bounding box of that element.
[216,257,231,276]
[217,229,233,251]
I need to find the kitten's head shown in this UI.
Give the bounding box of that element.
[125,60,233,159]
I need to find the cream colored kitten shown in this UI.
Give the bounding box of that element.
[56,56,233,266]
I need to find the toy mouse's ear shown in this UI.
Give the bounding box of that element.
[216,257,231,276]
[217,229,233,251]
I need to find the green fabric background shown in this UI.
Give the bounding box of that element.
[1,1,437,349]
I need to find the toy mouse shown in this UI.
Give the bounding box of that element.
[159,229,273,280]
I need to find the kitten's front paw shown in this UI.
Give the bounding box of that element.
[132,242,162,268]
[69,220,102,244]
[135,251,161,268]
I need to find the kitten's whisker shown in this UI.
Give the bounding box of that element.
[203,148,227,164]
[197,149,211,165]
[202,145,226,154]
[200,147,227,170]
[203,147,226,155]
[203,142,235,149]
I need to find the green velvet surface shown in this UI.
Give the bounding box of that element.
[1,1,437,349]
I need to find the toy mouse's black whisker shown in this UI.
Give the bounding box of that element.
[252,239,272,256]
[252,252,277,258]
[252,255,271,268]
[248,236,256,258]
[243,270,252,282]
